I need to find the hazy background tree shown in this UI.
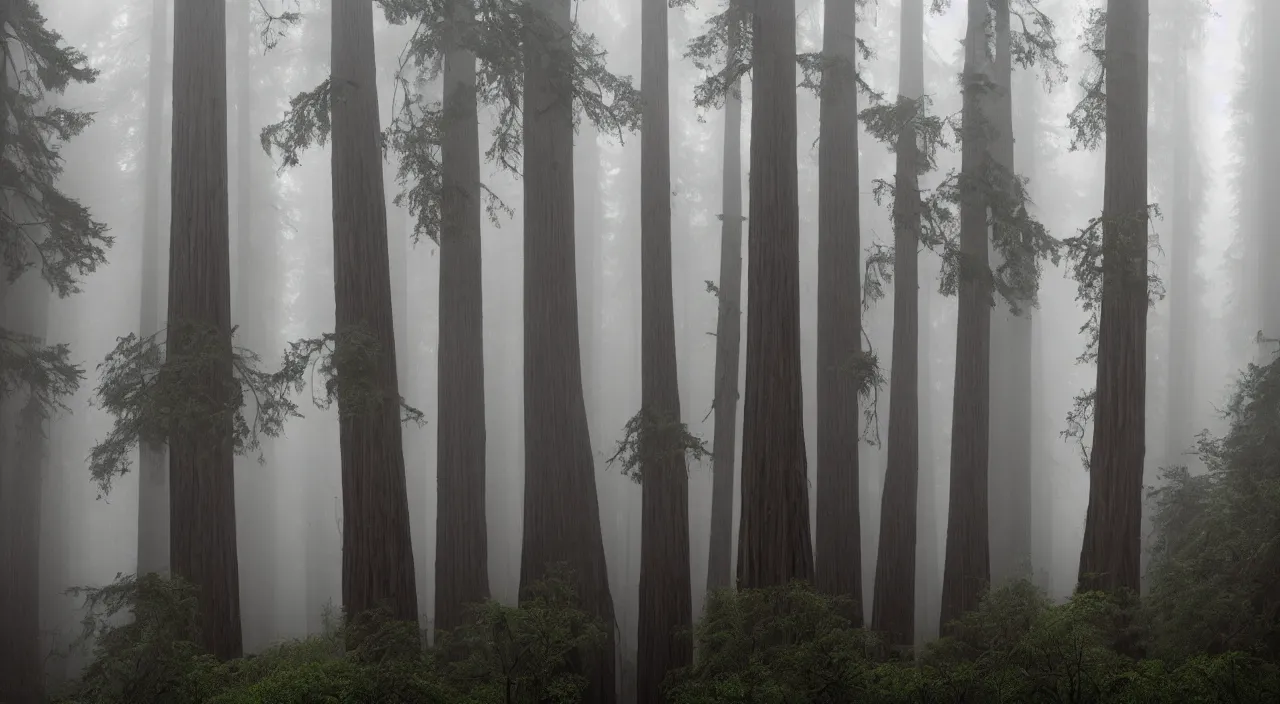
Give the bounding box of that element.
[871,0,925,648]
[705,0,744,599]
[136,0,169,579]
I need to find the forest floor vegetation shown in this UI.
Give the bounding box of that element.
[47,356,1280,703]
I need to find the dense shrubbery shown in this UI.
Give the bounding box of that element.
[53,359,1280,702]
[54,574,1280,703]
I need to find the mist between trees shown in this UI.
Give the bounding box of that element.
[2,0,1279,702]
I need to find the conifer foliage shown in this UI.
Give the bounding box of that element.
[0,1,108,698]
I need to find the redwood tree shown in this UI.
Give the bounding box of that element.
[987,0,1032,587]
[814,0,862,617]
[737,0,813,589]
[0,2,107,693]
[940,0,993,629]
[167,0,242,659]
[636,0,692,696]
[435,0,490,635]
[705,0,744,596]
[520,0,617,699]
[137,0,170,577]
[330,0,419,625]
[871,0,924,646]
[1077,0,1150,596]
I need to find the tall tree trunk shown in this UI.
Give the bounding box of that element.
[636,0,692,697]
[705,0,743,596]
[167,0,242,660]
[1163,49,1194,463]
[520,0,617,699]
[915,268,940,643]
[435,0,490,636]
[0,279,51,702]
[987,0,1032,587]
[940,0,992,629]
[1076,0,1149,597]
[137,0,170,579]
[872,0,923,647]
[1013,62,1053,594]
[231,0,275,653]
[815,0,862,617]
[736,0,813,589]
[330,0,419,627]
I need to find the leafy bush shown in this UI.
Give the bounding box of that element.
[56,568,606,704]
[665,583,884,703]
[665,581,1280,704]
[1145,356,1280,660]
[435,566,608,703]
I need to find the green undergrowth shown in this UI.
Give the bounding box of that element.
[51,354,1280,702]
[50,575,1280,704]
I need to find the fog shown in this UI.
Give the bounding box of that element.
[9,0,1257,687]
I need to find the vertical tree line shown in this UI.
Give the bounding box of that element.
[814,0,863,617]
[737,0,813,590]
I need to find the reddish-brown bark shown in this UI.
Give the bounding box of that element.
[1077,0,1149,597]
[330,0,419,626]
[736,0,814,590]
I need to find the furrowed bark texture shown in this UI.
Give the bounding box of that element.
[1077,0,1149,596]
[637,0,693,698]
[736,0,814,589]
[940,0,992,630]
[167,0,242,660]
[987,0,1033,587]
[872,0,924,647]
[138,0,170,578]
[519,0,617,699]
[814,0,862,617]
[705,0,743,597]
[435,0,490,636]
[330,0,419,625]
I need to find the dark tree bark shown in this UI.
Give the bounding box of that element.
[736,0,814,590]
[871,0,923,647]
[814,0,862,617]
[1077,0,1149,596]
[987,0,1033,587]
[330,0,419,626]
[0,280,51,703]
[434,0,490,636]
[705,0,743,597]
[940,0,992,629]
[138,0,170,578]
[636,0,692,697]
[167,0,242,660]
[519,0,617,699]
